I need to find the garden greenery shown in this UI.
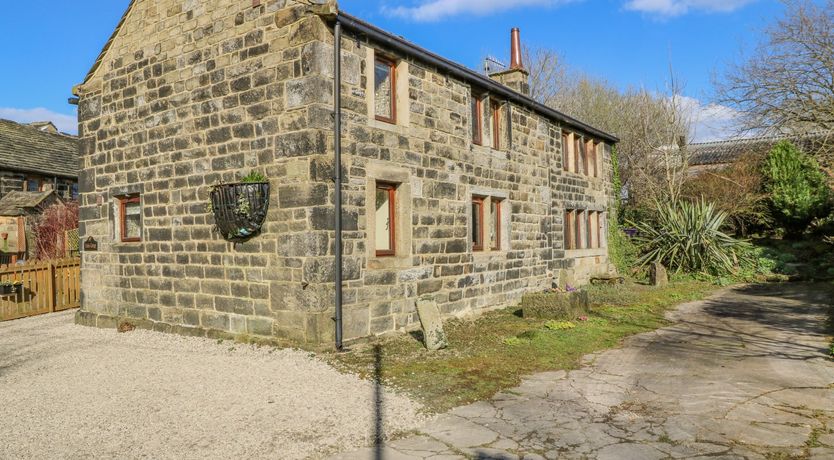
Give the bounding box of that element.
[628,200,752,275]
[763,141,831,236]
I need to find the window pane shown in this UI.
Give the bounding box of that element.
[375,187,392,253]
[472,200,483,250]
[491,102,501,150]
[124,201,141,240]
[575,210,583,249]
[471,97,481,144]
[490,199,499,249]
[565,210,573,250]
[374,60,393,121]
[26,180,39,192]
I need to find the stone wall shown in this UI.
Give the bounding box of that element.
[0,171,76,201]
[74,0,614,345]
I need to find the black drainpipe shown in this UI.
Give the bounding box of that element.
[333,19,344,350]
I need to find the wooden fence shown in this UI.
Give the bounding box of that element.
[0,258,81,322]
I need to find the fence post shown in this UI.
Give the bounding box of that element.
[47,262,56,313]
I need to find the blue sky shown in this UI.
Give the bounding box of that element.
[0,0,787,140]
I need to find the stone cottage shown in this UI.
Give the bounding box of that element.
[73,0,618,346]
[0,119,79,200]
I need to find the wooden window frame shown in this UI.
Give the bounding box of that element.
[374,56,397,125]
[491,198,502,251]
[575,210,584,250]
[119,195,142,243]
[565,209,575,250]
[23,177,41,192]
[491,101,502,151]
[562,132,570,172]
[472,95,483,146]
[375,183,397,257]
[586,211,594,249]
[472,196,485,252]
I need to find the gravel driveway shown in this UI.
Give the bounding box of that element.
[0,311,424,459]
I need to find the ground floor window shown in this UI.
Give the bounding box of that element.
[565,208,606,250]
[473,195,506,252]
[375,182,397,257]
[119,195,142,243]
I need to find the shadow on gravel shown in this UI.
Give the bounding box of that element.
[636,283,834,363]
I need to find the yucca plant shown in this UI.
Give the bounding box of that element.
[628,200,752,275]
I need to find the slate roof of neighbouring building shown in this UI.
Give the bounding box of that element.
[0,191,58,216]
[689,131,834,166]
[0,119,79,178]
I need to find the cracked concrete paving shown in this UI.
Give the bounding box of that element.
[329,283,834,459]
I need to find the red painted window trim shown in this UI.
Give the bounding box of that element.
[374,56,397,125]
[375,183,396,257]
[472,96,483,146]
[472,196,485,252]
[119,195,141,243]
[565,209,574,250]
[491,101,501,150]
[491,198,502,251]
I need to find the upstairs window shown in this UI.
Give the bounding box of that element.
[374,56,397,124]
[24,178,41,192]
[375,183,397,256]
[471,94,483,146]
[491,101,502,150]
[119,195,142,243]
[562,132,571,171]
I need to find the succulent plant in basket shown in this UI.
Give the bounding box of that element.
[209,171,270,243]
[0,280,22,296]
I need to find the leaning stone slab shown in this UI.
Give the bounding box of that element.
[521,291,590,320]
[650,262,669,287]
[416,298,448,351]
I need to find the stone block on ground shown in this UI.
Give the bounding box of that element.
[416,298,448,351]
[521,290,590,320]
[650,262,669,287]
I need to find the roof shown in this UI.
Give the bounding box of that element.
[689,131,834,166]
[0,191,59,216]
[336,12,619,143]
[77,2,618,144]
[0,119,80,179]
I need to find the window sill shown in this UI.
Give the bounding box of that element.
[471,143,505,156]
[367,254,413,270]
[368,118,407,134]
[564,248,607,258]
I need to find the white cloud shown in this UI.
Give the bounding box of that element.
[679,96,746,142]
[623,0,755,17]
[385,0,566,22]
[0,107,78,135]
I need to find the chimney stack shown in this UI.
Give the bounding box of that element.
[510,28,523,70]
[488,28,530,96]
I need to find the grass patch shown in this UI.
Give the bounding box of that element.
[328,279,718,413]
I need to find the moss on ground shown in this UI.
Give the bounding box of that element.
[327,279,718,413]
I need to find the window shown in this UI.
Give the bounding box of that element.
[587,141,598,178]
[491,101,502,150]
[575,210,584,249]
[575,137,586,175]
[490,198,502,250]
[566,209,607,250]
[565,209,575,250]
[24,178,41,192]
[472,196,485,251]
[119,195,142,243]
[562,132,571,171]
[70,183,79,200]
[374,56,396,124]
[471,95,483,145]
[375,183,396,256]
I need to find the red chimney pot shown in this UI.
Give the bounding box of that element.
[510,28,523,70]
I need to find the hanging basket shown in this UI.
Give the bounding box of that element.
[210,182,270,243]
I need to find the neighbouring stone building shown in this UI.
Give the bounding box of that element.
[0,190,65,263]
[73,0,618,345]
[689,131,834,180]
[0,119,80,201]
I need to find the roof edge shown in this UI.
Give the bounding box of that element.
[335,12,619,144]
[76,0,138,92]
